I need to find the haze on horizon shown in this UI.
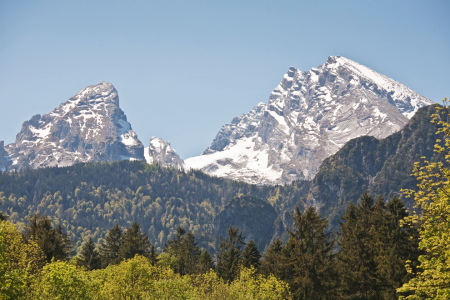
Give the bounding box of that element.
[1,0,449,159]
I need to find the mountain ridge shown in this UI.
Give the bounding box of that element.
[185,56,433,185]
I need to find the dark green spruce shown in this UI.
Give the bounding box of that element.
[77,236,101,270]
[216,226,246,283]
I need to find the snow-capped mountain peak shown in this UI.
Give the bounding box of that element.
[185,56,433,185]
[3,82,145,170]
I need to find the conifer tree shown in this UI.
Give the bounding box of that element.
[164,226,201,275]
[281,206,337,300]
[197,249,214,274]
[337,192,381,299]
[77,236,101,270]
[117,221,154,261]
[380,195,420,299]
[337,192,419,299]
[99,223,123,267]
[216,226,245,282]
[241,239,261,270]
[23,213,74,262]
[260,238,283,277]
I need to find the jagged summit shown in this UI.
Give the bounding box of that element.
[144,137,185,170]
[185,56,433,185]
[3,82,145,170]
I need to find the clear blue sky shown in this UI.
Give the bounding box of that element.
[1,0,449,158]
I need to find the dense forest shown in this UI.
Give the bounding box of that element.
[0,161,310,252]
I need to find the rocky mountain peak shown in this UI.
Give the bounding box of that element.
[185,56,433,185]
[4,82,144,170]
[144,137,185,170]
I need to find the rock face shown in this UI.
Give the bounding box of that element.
[5,82,145,170]
[185,56,433,185]
[212,195,279,250]
[144,137,185,170]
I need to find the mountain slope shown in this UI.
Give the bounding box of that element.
[3,82,145,170]
[212,195,278,250]
[186,56,433,185]
[306,104,444,227]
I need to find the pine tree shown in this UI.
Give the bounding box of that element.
[241,239,261,270]
[99,223,123,267]
[197,249,214,274]
[281,206,337,300]
[77,236,101,270]
[117,221,153,261]
[260,238,283,277]
[23,213,74,262]
[148,243,158,266]
[338,192,420,299]
[338,192,380,299]
[216,226,245,282]
[164,226,201,275]
[381,195,420,299]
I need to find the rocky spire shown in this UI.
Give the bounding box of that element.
[5,82,145,170]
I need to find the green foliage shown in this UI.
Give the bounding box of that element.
[217,226,246,283]
[27,255,290,299]
[23,213,74,263]
[0,221,34,299]
[29,260,92,299]
[268,206,337,300]
[338,192,419,299]
[98,223,122,267]
[117,221,155,261]
[76,237,101,271]
[260,238,283,277]
[398,99,450,299]
[164,226,204,275]
[242,239,261,270]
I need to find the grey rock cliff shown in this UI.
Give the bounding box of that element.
[5,82,145,170]
[186,56,433,185]
[144,137,185,170]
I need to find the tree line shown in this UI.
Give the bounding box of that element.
[0,160,310,252]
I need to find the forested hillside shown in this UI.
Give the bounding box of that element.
[306,104,446,228]
[0,161,310,252]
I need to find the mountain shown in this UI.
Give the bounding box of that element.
[305,104,445,228]
[1,82,145,171]
[185,56,433,185]
[144,137,185,170]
